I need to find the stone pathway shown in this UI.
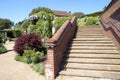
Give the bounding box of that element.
[0,41,45,80]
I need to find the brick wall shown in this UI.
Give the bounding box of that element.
[100,0,120,49]
[45,17,77,80]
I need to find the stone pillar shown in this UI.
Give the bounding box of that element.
[45,46,55,80]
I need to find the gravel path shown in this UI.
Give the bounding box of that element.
[0,41,45,80]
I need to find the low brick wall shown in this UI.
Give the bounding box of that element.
[45,17,77,80]
[100,0,120,50]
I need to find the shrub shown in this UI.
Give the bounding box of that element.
[23,50,44,64]
[7,30,14,38]
[29,63,45,75]
[4,29,22,38]
[15,50,44,64]
[0,45,7,54]
[14,33,43,55]
[53,17,68,33]
[15,55,25,62]
[86,17,99,25]
[0,32,7,44]
[78,21,86,26]
[13,30,22,38]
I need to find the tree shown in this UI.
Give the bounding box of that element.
[21,20,30,33]
[103,6,107,11]
[29,7,53,16]
[0,18,14,30]
[73,12,84,18]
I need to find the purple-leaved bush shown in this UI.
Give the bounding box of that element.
[14,33,42,55]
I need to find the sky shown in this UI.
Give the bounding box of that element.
[0,0,111,23]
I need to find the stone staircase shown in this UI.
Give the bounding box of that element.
[59,26,120,79]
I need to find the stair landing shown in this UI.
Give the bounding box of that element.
[59,26,120,80]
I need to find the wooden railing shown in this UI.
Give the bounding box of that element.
[45,17,77,80]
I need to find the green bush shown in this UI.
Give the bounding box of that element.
[53,17,68,33]
[86,17,99,25]
[15,50,44,64]
[78,21,86,26]
[15,55,25,62]
[0,32,7,43]
[29,63,45,75]
[23,50,44,64]
[5,29,22,38]
[0,45,7,54]
[13,30,22,38]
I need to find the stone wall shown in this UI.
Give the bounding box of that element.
[100,0,120,49]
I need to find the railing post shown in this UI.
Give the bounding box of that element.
[45,45,55,80]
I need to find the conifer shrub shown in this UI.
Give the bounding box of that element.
[14,33,42,55]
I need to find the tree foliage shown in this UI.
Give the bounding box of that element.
[73,12,84,18]
[29,7,53,16]
[53,17,68,33]
[0,18,14,30]
[81,11,102,18]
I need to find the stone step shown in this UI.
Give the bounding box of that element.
[65,53,120,59]
[67,46,117,50]
[67,50,119,54]
[75,36,106,38]
[78,26,101,29]
[77,31,103,34]
[70,42,113,44]
[77,33,104,36]
[70,40,113,43]
[59,25,120,79]
[78,29,102,31]
[77,34,104,36]
[73,38,110,41]
[66,52,119,55]
[70,44,115,47]
[69,41,114,47]
[78,31,103,33]
[59,69,120,79]
[66,57,120,65]
[64,63,120,72]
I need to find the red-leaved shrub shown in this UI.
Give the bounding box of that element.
[14,33,43,55]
